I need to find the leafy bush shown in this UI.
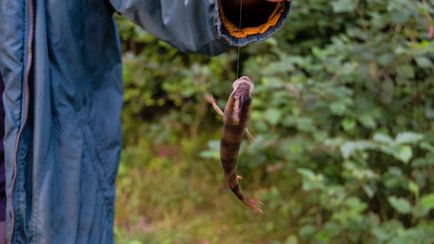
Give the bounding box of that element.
[115,0,434,243]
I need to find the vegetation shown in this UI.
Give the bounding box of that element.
[114,0,434,243]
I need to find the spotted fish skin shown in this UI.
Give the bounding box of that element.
[220,76,262,213]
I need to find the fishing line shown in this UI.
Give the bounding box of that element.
[236,0,243,78]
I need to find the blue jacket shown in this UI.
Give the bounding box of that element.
[0,0,290,242]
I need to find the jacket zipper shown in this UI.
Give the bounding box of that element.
[8,0,35,242]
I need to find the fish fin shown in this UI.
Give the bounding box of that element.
[244,197,264,214]
[205,93,224,116]
[245,128,255,143]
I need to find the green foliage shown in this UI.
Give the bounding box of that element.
[115,0,434,243]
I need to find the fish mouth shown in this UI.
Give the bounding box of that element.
[233,76,254,95]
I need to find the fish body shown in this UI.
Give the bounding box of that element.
[220,76,262,213]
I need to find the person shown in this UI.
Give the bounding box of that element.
[0,0,292,242]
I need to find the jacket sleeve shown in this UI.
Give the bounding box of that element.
[109,0,291,56]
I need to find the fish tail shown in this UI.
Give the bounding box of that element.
[226,172,263,214]
[244,197,263,214]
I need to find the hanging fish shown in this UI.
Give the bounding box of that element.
[219,76,262,213]
[204,76,261,212]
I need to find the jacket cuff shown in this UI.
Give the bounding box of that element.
[216,1,291,47]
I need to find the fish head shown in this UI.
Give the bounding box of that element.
[232,76,254,103]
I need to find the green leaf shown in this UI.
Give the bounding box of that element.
[199,140,220,159]
[299,225,316,238]
[285,235,298,244]
[415,56,432,68]
[396,132,423,144]
[342,118,356,131]
[264,108,282,126]
[340,143,356,159]
[297,168,315,178]
[373,133,394,144]
[420,194,434,210]
[340,141,372,159]
[332,0,356,13]
[394,146,413,163]
[330,102,347,115]
[363,185,375,198]
[358,114,376,128]
[408,182,419,197]
[420,142,434,153]
[388,196,412,214]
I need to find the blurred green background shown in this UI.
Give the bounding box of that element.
[114,0,434,243]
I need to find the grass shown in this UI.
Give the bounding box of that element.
[114,136,298,244]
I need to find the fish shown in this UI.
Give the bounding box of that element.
[220,76,262,213]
